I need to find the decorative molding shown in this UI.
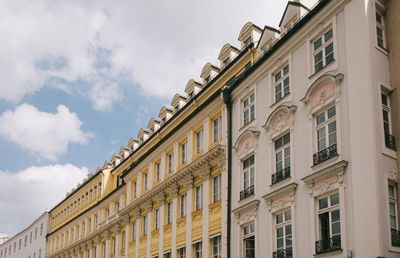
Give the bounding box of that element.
[262,183,297,213]
[143,200,153,212]
[183,175,194,190]
[263,105,297,135]
[122,215,130,225]
[165,183,179,198]
[387,168,398,181]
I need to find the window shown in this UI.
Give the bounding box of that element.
[95,214,98,229]
[178,247,186,258]
[195,129,204,154]
[167,152,174,174]
[18,239,21,250]
[273,133,290,184]
[376,7,386,48]
[102,242,106,258]
[40,223,43,235]
[143,172,148,191]
[316,193,341,254]
[30,232,32,243]
[211,236,221,258]
[88,218,92,233]
[164,252,171,258]
[39,249,41,258]
[314,106,337,165]
[274,210,292,256]
[94,185,97,199]
[313,28,334,73]
[167,202,172,224]
[180,141,187,165]
[195,185,203,211]
[244,37,252,47]
[35,227,37,240]
[389,183,400,246]
[142,215,147,236]
[241,155,255,200]
[180,194,186,218]
[382,92,396,150]
[24,236,27,247]
[155,162,161,182]
[274,65,290,102]
[213,174,221,202]
[154,208,160,230]
[98,182,102,196]
[243,93,255,125]
[133,181,137,198]
[193,241,202,258]
[212,115,222,143]
[112,237,116,254]
[131,221,136,241]
[243,224,255,258]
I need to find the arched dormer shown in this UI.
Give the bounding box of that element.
[119,146,129,160]
[159,106,173,124]
[200,63,220,85]
[148,118,160,134]
[128,137,139,153]
[301,73,344,114]
[238,22,262,50]
[185,79,202,99]
[233,128,260,158]
[279,1,309,33]
[264,104,297,138]
[111,154,121,167]
[256,25,280,55]
[218,43,240,68]
[171,94,187,111]
[138,128,149,144]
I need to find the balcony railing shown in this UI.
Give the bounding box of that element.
[385,133,397,151]
[240,185,255,200]
[313,144,337,166]
[273,246,293,258]
[271,167,291,185]
[315,235,341,254]
[391,228,400,247]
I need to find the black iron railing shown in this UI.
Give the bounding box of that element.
[240,185,255,200]
[385,133,397,151]
[313,144,337,166]
[271,167,291,185]
[392,228,400,247]
[272,246,293,258]
[315,235,341,254]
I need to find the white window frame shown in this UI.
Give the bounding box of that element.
[274,210,292,252]
[142,215,147,236]
[375,1,386,50]
[143,172,148,191]
[193,241,202,258]
[155,162,161,182]
[213,174,222,203]
[316,106,337,152]
[195,184,203,211]
[131,221,136,241]
[178,247,186,258]
[154,208,160,230]
[181,141,187,165]
[312,27,334,74]
[317,192,340,242]
[180,194,186,218]
[211,235,221,258]
[167,202,172,224]
[242,155,255,191]
[274,133,290,173]
[389,183,398,231]
[273,64,290,103]
[167,152,174,174]
[243,223,255,258]
[195,129,204,154]
[242,93,255,126]
[212,115,222,143]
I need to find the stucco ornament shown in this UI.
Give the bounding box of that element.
[264,105,296,136]
[387,168,398,181]
[233,129,260,157]
[270,110,290,134]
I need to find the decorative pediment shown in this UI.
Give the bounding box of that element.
[279,1,309,33]
[263,105,296,135]
[256,25,280,54]
[262,183,297,213]
[233,128,260,157]
[232,200,260,225]
[238,22,262,49]
[301,73,344,110]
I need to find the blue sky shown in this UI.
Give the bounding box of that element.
[0,0,288,236]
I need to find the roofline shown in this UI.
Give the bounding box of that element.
[256,25,280,49]
[279,1,311,27]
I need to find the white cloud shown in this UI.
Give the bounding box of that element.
[0,164,89,236]
[0,104,93,161]
[0,0,286,111]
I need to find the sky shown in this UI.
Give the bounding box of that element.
[0,0,288,236]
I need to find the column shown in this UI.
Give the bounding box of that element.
[95,236,101,258]
[123,216,130,258]
[105,231,111,258]
[133,208,141,258]
[168,184,179,258]
[126,181,132,204]
[184,175,193,258]
[200,167,211,257]
[219,159,227,258]
[145,201,153,258]
[157,195,165,258]
[115,225,122,258]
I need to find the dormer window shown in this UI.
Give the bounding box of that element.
[223,57,230,66]
[189,92,194,99]
[205,75,211,83]
[244,37,252,47]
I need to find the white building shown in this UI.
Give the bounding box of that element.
[225,0,399,257]
[0,235,9,245]
[0,212,49,258]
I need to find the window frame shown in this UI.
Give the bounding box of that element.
[273,64,290,103]
[274,209,292,252]
[242,155,255,191]
[195,129,204,155]
[312,27,335,74]
[213,174,222,203]
[243,223,255,258]
[317,192,341,244]
[212,115,222,144]
[242,93,255,126]
[180,194,187,218]
[195,184,203,211]
[211,235,221,258]
[315,105,337,152]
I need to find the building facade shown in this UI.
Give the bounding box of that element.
[225,0,400,257]
[0,212,49,258]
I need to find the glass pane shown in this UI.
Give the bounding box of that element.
[314,51,323,64]
[328,121,336,134]
[250,94,254,103]
[277,238,284,249]
[249,155,254,165]
[382,94,388,106]
[283,77,289,87]
[331,210,340,222]
[277,227,283,237]
[325,43,334,64]
[285,210,291,221]
[283,65,289,75]
[275,71,281,82]
[332,221,340,235]
[283,133,290,145]
[317,128,326,142]
[314,37,322,50]
[285,225,292,235]
[275,138,282,150]
[286,236,292,247]
[243,99,249,107]
[377,27,383,38]
[390,203,396,215]
[389,185,395,198]
[329,132,337,146]
[383,110,389,122]
[331,193,339,206]
[328,106,336,118]
[250,105,255,120]
[276,213,283,224]
[319,197,328,210]
[325,29,333,42]
[391,215,397,229]
[326,52,334,65]
[317,113,325,125]
[376,13,382,24]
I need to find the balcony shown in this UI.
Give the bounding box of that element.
[273,246,293,258]
[240,185,255,200]
[385,133,397,151]
[391,228,400,247]
[315,235,341,254]
[271,167,291,185]
[313,144,337,166]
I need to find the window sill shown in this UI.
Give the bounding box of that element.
[209,140,222,150]
[382,147,397,160]
[270,93,291,109]
[308,60,336,80]
[270,176,291,188]
[314,249,342,257]
[239,119,256,132]
[208,200,222,210]
[375,45,389,56]
[192,209,203,217]
[163,224,172,231]
[192,151,203,161]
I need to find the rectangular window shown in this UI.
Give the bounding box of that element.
[316,193,341,254]
[213,174,222,202]
[193,242,202,258]
[376,8,386,48]
[167,202,172,224]
[195,185,203,211]
[211,236,221,258]
[178,247,186,258]
[180,141,187,165]
[313,28,334,73]
[195,129,204,154]
[164,252,171,258]
[382,92,396,150]
[316,106,337,151]
[167,152,174,174]
[212,115,222,143]
[143,172,148,191]
[155,162,161,182]
[154,208,160,230]
[142,215,147,236]
[243,224,255,258]
[180,194,186,218]
[94,186,97,199]
[274,65,290,102]
[275,133,290,173]
[133,181,137,198]
[389,183,400,247]
[102,242,106,258]
[275,210,292,255]
[88,218,92,233]
[111,237,116,254]
[243,93,255,125]
[131,221,136,241]
[241,155,255,200]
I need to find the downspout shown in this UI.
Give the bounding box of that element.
[222,86,232,258]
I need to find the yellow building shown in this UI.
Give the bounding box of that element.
[46,23,260,258]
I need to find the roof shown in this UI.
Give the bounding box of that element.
[279,1,310,27]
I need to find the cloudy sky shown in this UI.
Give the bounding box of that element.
[0,0,288,236]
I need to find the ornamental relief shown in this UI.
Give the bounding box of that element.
[270,194,291,213]
[270,110,291,135]
[313,175,339,197]
[238,207,258,225]
[310,82,335,108]
[234,130,259,157]
[387,168,398,181]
